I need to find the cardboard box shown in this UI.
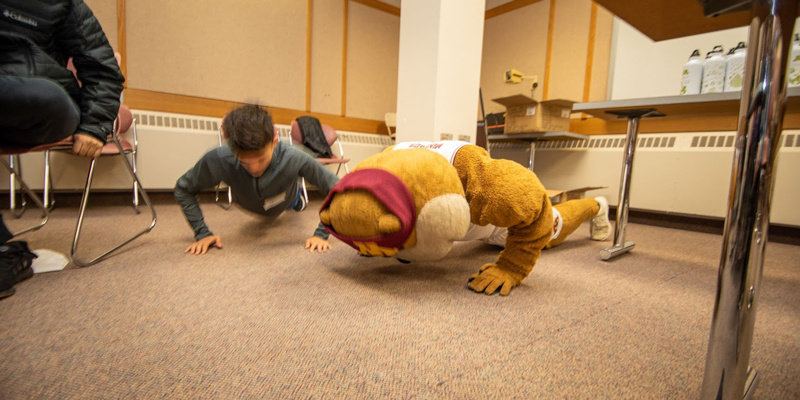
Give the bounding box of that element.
[546,187,607,205]
[491,95,575,134]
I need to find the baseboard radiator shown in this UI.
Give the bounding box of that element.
[490,131,800,227]
[0,110,393,193]
[3,109,797,227]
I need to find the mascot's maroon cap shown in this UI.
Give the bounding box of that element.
[319,169,416,251]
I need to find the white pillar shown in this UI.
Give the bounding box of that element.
[395,0,486,143]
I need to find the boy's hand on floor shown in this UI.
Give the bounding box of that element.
[305,237,332,253]
[185,235,223,255]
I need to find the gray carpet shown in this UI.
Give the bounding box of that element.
[1,197,798,399]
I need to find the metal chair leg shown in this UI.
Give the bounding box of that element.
[43,150,55,210]
[9,155,26,218]
[215,185,233,210]
[0,158,48,237]
[131,150,140,214]
[70,134,157,267]
[214,126,232,210]
[131,119,140,214]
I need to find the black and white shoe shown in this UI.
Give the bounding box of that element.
[0,241,37,299]
[293,193,308,212]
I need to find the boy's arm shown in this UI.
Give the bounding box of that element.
[295,151,342,240]
[174,151,224,241]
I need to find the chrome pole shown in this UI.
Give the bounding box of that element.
[600,108,659,260]
[701,0,797,398]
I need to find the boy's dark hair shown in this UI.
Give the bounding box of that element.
[223,104,274,153]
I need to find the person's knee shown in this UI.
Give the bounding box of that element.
[28,79,79,127]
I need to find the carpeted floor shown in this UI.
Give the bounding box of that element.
[1,196,798,399]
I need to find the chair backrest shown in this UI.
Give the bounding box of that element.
[117,105,133,134]
[321,124,338,146]
[385,112,396,128]
[290,120,302,144]
[291,119,338,146]
[384,112,397,137]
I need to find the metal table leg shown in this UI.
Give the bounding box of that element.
[701,0,797,399]
[600,108,660,261]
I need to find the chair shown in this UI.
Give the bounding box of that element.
[288,120,350,203]
[214,126,232,209]
[42,105,140,213]
[0,115,157,267]
[385,112,397,140]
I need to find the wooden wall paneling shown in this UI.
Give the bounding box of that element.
[345,2,400,121]
[543,0,557,100]
[306,0,312,112]
[311,0,344,116]
[125,0,305,110]
[485,0,546,19]
[84,0,118,49]
[350,0,401,16]
[342,0,349,116]
[588,4,613,102]
[480,2,550,113]
[125,89,385,134]
[582,2,598,103]
[548,0,592,101]
[116,0,126,83]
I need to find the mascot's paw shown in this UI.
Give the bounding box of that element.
[468,263,523,296]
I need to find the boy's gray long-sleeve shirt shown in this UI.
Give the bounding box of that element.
[175,141,340,241]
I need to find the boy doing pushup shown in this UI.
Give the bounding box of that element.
[175,105,340,254]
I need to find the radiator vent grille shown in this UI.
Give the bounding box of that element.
[131,110,393,146]
[134,112,220,132]
[535,136,678,149]
[785,133,799,147]
[691,134,735,148]
[489,142,531,150]
[339,133,394,146]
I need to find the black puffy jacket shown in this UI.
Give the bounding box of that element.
[0,0,124,143]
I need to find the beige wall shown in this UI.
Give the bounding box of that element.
[311,0,345,115]
[345,2,400,120]
[126,0,306,110]
[84,0,117,49]
[481,0,612,114]
[80,1,607,124]
[481,1,550,114]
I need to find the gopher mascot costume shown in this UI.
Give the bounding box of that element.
[319,141,610,296]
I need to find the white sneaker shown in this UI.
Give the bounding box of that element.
[590,197,611,241]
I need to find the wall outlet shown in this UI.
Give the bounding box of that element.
[458,135,471,142]
[440,133,453,140]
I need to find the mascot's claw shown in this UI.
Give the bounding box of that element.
[468,263,522,296]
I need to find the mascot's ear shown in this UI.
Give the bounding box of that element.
[319,209,332,225]
[378,214,402,235]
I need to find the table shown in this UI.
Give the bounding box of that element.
[588,1,797,399]
[574,87,800,261]
[486,131,588,170]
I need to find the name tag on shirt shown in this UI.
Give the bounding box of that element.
[263,193,285,210]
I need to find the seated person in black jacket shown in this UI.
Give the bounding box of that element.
[0,0,124,298]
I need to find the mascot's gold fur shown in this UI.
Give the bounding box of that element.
[320,142,604,296]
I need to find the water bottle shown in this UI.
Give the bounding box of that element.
[724,42,747,92]
[789,34,800,87]
[680,49,703,95]
[701,45,726,94]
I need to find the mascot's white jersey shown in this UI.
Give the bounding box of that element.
[393,141,562,244]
